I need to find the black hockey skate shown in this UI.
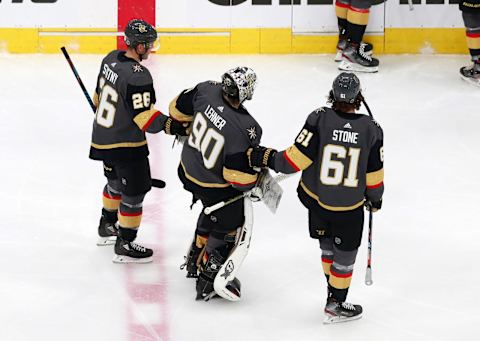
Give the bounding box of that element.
[460,63,480,87]
[335,38,373,62]
[97,217,118,246]
[113,236,153,264]
[324,298,363,324]
[339,42,379,73]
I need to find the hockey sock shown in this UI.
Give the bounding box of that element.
[117,194,144,242]
[335,1,348,37]
[102,185,121,220]
[346,6,370,44]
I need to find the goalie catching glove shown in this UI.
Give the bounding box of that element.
[248,145,277,168]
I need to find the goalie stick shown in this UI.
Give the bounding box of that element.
[61,46,165,189]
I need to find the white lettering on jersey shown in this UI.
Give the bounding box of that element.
[102,64,118,85]
[332,130,358,144]
[204,104,226,131]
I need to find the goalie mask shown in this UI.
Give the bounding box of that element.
[221,67,257,103]
[332,72,361,104]
[124,19,158,50]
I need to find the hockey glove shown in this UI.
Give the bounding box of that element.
[247,145,277,169]
[365,198,382,212]
[164,116,190,136]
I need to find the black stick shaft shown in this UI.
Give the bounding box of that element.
[61,47,97,113]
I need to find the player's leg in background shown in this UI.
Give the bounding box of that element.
[113,158,154,263]
[97,162,121,246]
[334,0,350,62]
[308,209,332,294]
[323,206,364,324]
[460,11,480,85]
[339,0,379,72]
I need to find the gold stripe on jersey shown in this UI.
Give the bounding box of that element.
[133,106,160,130]
[91,140,147,149]
[118,213,142,228]
[93,92,99,108]
[329,272,352,290]
[366,168,384,187]
[181,161,230,188]
[169,96,194,123]
[285,145,313,171]
[300,181,364,211]
[347,8,370,26]
[223,167,258,186]
[466,36,480,49]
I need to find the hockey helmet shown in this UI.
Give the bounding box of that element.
[332,72,361,104]
[221,67,257,103]
[124,19,158,49]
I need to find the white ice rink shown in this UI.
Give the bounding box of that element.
[1,52,479,341]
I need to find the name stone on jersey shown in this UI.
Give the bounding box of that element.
[332,129,358,144]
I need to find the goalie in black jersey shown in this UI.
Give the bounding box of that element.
[170,67,262,301]
[248,72,384,323]
[90,19,188,263]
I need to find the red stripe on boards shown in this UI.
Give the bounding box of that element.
[117,0,156,50]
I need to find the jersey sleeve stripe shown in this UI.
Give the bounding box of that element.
[169,96,194,122]
[133,107,161,131]
[223,168,258,186]
[367,182,383,189]
[366,168,384,187]
[284,145,313,171]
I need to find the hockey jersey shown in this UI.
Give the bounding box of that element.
[170,81,262,192]
[90,50,166,161]
[460,0,480,12]
[271,107,384,211]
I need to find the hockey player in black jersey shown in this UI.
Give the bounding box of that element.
[459,1,480,86]
[90,19,188,263]
[248,72,384,323]
[170,67,261,300]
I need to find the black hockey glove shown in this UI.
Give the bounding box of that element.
[247,145,277,169]
[365,198,382,212]
[164,116,189,136]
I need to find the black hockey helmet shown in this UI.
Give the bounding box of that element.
[124,19,158,49]
[332,72,361,104]
[221,67,257,103]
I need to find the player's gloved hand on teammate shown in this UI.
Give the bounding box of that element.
[247,145,277,168]
[365,198,382,212]
[164,116,190,136]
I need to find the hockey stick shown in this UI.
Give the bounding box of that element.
[362,97,375,285]
[203,172,293,215]
[365,210,373,285]
[60,46,166,189]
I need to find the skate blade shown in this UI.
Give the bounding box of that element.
[460,75,480,87]
[323,313,363,324]
[112,255,153,264]
[96,236,116,246]
[338,61,378,73]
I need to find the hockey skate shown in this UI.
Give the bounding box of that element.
[97,217,118,246]
[324,298,363,324]
[339,42,379,73]
[113,236,153,264]
[335,39,373,62]
[460,63,480,87]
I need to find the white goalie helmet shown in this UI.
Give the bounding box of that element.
[221,67,257,103]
